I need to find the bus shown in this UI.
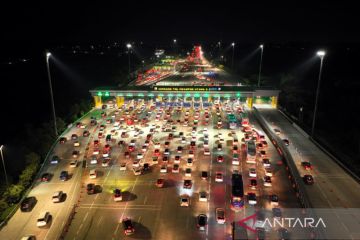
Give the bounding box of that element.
[231,173,244,210]
[240,112,249,126]
[246,140,256,163]
[227,114,238,130]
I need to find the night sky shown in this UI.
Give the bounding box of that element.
[1,2,359,52]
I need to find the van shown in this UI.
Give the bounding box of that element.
[89,169,97,179]
[37,211,50,227]
[52,191,63,203]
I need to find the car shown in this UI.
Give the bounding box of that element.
[181,137,186,144]
[259,150,267,158]
[71,134,78,140]
[20,235,36,240]
[201,171,208,180]
[124,151,130,158]
[172,164,180,173]
[180,195,190,207]
[37,211,51,227]
[204,148,210,156]
[132,167,142,176]
[86,183,95,194]
[89,169,97,179]
[248,192,257,205]
[177,146,183,153]
[264,167,273,177]
[219,138,224,143]
[303,174,314,185]
[282,139,290,146]
[83,130,90,137]
[113,189,122,201]
[132,159,140,167]
[183,179,192,189]
[274,128,281,135]
[70,160,78,168]
[187,158,193,166]
[262,158,271,168]
[143,163,150,171]
[60,171,69,181]
[160,165,167,173]
[155,178,165,188]
[215,172,224,182]
[185,168,192,177]
[137,153,143,160]
[164,148,170,155]
[72,150,79,158]
[122,218,135,235]
[102,157,111,167]
[73,141,80,147]
[20,197,37,212]
[120,163,127,171]
[174,155,181,163]
[41,173,51,182]
[263,176,272,187]
[278,227,290,240]
[249,179,258,190]
[197,214,207,231]
[216,208,226,224]
[217,144,222,151]
[270,194,279,206]
[59,137,67,144]
[249,168,257,178]
[52,191,64,203]
[217,155,224,163]
[272,207,282,219]
[199,191,207,202]
[51,155,60,164]
[301,161,313,170]
[154,149,160,157]
[152,156,158,164]
[93,139,100,147]
[261,140,268,148]
[188,150,194,158]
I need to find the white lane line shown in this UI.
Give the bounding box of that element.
[97,216,103,226]
[83,212,89,222]
[114,223,120,234]
[143,196,148,204]
[138,215,142,223]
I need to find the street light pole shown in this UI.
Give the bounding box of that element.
[311,50,326,138]
[257,44,264,87]
[126,44,132,81]
[0,145,8,187]
[46,52,58,137]
[231,42,235,69]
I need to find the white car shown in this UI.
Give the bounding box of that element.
[263,176,272,187]
[204,149,210,156]
[249,168,257,178]
[185,168,192,177]
[264,167,273,177]
[120,163,127,171]
[73,141,80,147]
[189,151,194,158]
[160,165,167,173]
[70,160,78,168]
[154,142,161,149]
[172,164,180,173]
[90,156,97,165]
[216,208,226,224]
[187,158,193,167]
[133,167,142,176]
[199,191,207,202]
[137,153,143,160]
[215,172,224,182]
[180,195,190,207]
[248,193,257,205]
[133,160,140,168]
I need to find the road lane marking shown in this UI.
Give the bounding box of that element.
[138,215,142,223]
[97,216,103,226]
[83,212,89,222]
[143,196,148,204]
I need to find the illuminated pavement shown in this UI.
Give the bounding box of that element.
[0,110,103,240]
[64,100,302,240]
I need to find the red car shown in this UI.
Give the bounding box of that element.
[154,149,160,157]
[128,146,135,152]
[217,155,224,163]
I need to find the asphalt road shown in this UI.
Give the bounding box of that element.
[64,99,302,240]
[0,109,104,240]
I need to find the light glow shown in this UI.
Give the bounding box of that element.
[317,50,326,57]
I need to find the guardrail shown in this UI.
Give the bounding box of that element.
[0,108,95,230]
[252,107,325,239]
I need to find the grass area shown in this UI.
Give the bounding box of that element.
[0,204,17,223]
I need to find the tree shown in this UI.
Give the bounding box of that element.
[25,152,40,165]
[0,198,9,212]
[4,184,24,204]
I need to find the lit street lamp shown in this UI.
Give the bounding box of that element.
[231,42,235,69]
[257,44,264,87]
[311,50,326,138]
[126,43,132,80]
[0,145,8,187]
[46,52,58,136]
